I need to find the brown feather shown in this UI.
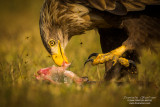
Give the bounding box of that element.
[39,0,160,55]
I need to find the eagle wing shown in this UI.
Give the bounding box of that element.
[78,0,160,15]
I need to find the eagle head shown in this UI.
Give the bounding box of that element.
[39,23,69,66]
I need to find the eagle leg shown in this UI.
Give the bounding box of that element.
[85,45,133,67]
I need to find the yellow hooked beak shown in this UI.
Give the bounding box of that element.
[52,40,68,66]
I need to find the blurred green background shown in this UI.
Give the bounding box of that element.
[0,0,160,107]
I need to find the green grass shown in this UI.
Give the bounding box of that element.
[0,0,160,107]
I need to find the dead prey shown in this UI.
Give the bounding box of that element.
[35,63,88,85]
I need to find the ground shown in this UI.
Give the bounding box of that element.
[0,0,160,107]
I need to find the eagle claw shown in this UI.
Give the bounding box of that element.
[84,52,136,68]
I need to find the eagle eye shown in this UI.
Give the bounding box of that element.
[48,40,55,47]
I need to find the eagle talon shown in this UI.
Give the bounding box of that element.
[84,53,99,66]
[84,46,137,68]
[128,60,137,68]
[84,59,93,66]
[84,46,131,67]
[88,53,99,59]
[84,46,136,67]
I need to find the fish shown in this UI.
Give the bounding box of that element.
[35,63,87,85]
